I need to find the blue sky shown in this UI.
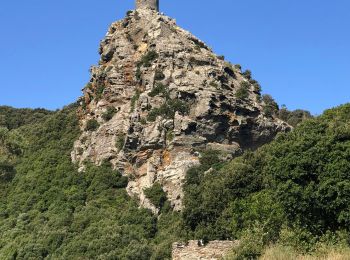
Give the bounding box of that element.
[0,0,349,114]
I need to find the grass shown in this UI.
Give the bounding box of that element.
[260,244,350,260]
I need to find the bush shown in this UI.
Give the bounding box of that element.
[265,106,350,234]
[115,134,125,150]
[138,50,159,67]
[147,99,189,122]
[226,226,265,260]
[253,83,261,94]
[0,106,161,259]
[144,183,168,209]
[234,64,242,70]
[262,94,279,116]
[0,161,15,182]
[242,69,252,79]
[95,85,105,100]
[85,119,99,131]
[148,83,168,98]
[135,66,142,81]
[0,106,52,130]
[102,106,117,121]
[277,107,312,127]
[235,82,250,100]
[182,103,350,251]
[130,90,141,112]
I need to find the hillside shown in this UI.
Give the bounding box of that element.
[0,1,349,259]
[0,104,349,259]
[0,105,174,259]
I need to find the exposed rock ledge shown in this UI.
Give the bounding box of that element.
[71,9,291,212]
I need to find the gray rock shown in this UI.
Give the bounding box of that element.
[72,9,291,211]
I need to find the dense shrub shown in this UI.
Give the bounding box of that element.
[0,100,348,258]
[85,119,99,131]
[0,105,182,259]
[182,104,350,252]
[277,106,312,127]
[0,106,52,130]
[0,161,15,182]
[144,183,168,210]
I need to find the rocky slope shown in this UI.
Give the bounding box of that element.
[71,8,290,212]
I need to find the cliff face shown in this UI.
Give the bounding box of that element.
[71,9,290,211]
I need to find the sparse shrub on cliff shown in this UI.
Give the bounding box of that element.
[144,183,168,209]
[262,94,279,116]
[148,83,168,98]
[130,89,141,112]
[95,85,105,100]
[135,66,142,81]
[138,50,159,67]
[253,82,262,94]
[147,99,189,122]
[102,106,117,121]
[235,82,250,100]
[85,119,99,131]
[234,64,242,70]
[242,69,252,79]
[192,38,207,50]
[218,55,225,60]
[115,134,125,150]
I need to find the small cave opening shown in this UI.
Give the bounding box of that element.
[184,122,197,135]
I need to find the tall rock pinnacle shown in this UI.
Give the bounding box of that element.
[72,8,290,213]
[136,0,159,11]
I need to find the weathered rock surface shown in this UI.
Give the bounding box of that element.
[172,240,238,260]
[71,9,290,211]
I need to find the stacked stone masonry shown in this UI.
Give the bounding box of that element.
[172,240,238,260]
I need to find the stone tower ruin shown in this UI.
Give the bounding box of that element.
[136,0,159,11]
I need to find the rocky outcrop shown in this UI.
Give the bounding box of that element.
[172,240,238,260]
[71,9,290,211]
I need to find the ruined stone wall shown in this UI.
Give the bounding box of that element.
[136,0,159,11]
[172,240,238,260]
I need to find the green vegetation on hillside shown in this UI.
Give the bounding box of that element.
[183,103,350,258]
[0,103,348,259]
[0,106,52,130]
[0,105,182,259]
